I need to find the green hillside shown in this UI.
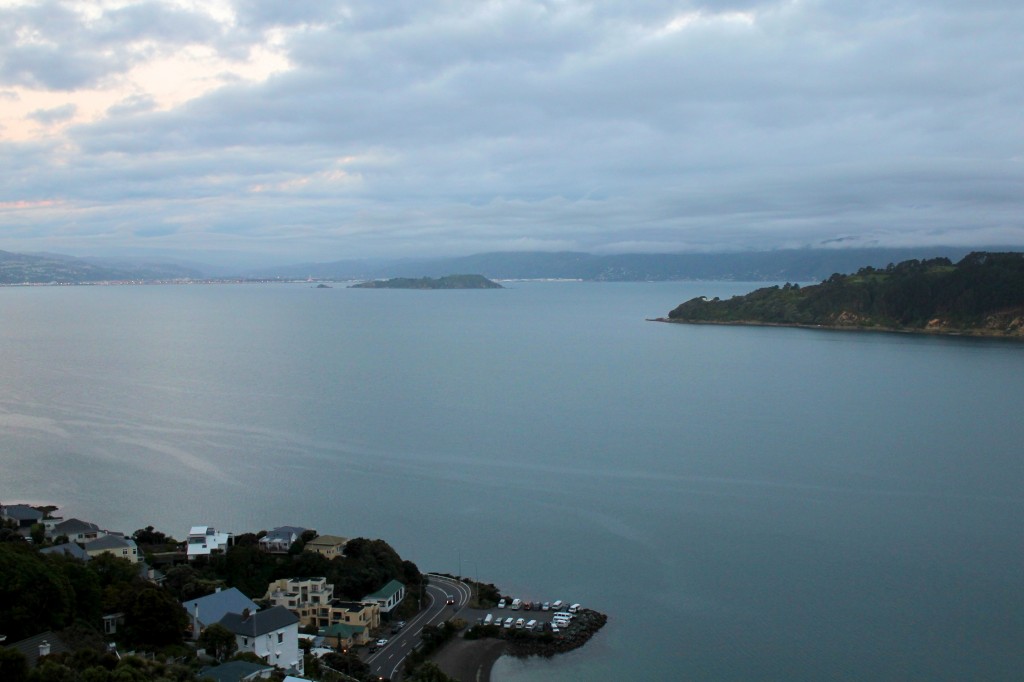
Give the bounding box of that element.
[666,252,1024,337]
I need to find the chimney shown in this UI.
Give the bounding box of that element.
[242,608,251,620]
[39,640,51,657]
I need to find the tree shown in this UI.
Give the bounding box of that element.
[197,624,237,661]
[0,647,29,682]
[121,585,188,648]
[30,523,46,545]
[0,544,75,639]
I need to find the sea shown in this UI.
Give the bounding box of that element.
[1,281,1021,681]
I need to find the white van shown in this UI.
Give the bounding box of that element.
[498,598,506,609]
[515,618,525,629]
[551,600,563,610]
[526,619,537,630]
[511,598,522,610]
[483,614,493,625]
[504,617,514,629]
[552,611,573,621]
[568,603,581,613]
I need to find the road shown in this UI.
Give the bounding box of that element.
[368,574,472,681]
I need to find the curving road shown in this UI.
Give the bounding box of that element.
[368,574,472,681]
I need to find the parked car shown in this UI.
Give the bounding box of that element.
[541,602,550,611]
[376,638,388,647]
[498,598,507,609]
[524,601,532,611]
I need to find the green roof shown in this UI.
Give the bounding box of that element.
[319,623,365,638]
[363,579,404,601]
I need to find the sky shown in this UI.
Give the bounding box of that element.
[1,0,1022,266]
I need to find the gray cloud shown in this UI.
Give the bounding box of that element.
[27,102,76,124]
[1,0,1022,263]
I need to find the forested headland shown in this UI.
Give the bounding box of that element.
[663,252,1024,337]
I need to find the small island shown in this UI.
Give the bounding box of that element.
[658,251,1024,338]
[349,274,503,289]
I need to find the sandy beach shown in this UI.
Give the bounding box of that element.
[432,638,508,682]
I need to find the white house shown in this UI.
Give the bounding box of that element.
[187,525,232,560]
[218,606,303,674]
[362,579,405,614]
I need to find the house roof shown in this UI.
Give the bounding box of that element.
[198,660,273,682]
[2,504,43,521]
[218,606,298,637]
[39,543,91,561]
[51,518,99,535]
[262,526,307,541]
[183,588,258,627]
[305,534,348,548]
[84,535,136,551]
[3,631,72,668]
[329,599,373,613]
[363,579,405,602]
[318,623,365,638]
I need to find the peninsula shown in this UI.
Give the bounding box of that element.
[659,251,1024,338]
[349,274,503,289]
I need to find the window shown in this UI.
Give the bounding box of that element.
[278,632,284,643]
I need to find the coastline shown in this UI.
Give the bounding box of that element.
[648,317,1024,340]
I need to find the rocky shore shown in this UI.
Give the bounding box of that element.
[433,609,608,681]
[505,609,608,658]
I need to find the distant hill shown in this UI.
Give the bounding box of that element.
[349,274,503,289]
[664,252,1024,338]
[0,250,202,284]
[256,247,983,282]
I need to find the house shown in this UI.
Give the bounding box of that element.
[39,542,91,562]
[317,623,367,650]
[83,534,139,563]
[362,579,405,614]
[3,631,72,668]
[258,526,309,554]
[1,504,43,529]
[325,599,379,635]
[48,518,103,544]
[218,606,302,674]
[303,534,348,558]
[264,576,334,626]
[198,660,274,682]
[182,587,258,640]
[187,525,232,560]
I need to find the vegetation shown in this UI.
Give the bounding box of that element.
[349,274,503,289]
[165,536,424,610]
[666,252,1024,336]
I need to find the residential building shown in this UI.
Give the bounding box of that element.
[303,534,348,558]
[48,518,103,544]
[258,526,309,554]
[316,600,379,643]
[218,606,303,675]
[39,542,91,562]
[182,587,258,640]
[187,525,232,560]
[1,504,43,529]
[3,631,72,668]
[363,579,405,614]
[83,534,139,563]
[198,661,274,682]
[317,623,366,650]
[264,577,334,626]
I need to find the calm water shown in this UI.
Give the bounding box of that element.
[1,282,1022,680]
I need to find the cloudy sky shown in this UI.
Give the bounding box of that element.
[1,0,1022,265]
